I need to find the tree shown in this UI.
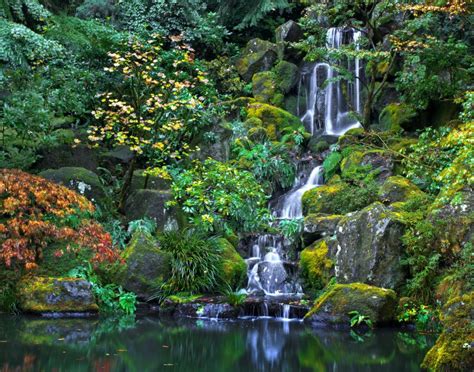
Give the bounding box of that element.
[88,35,217,210]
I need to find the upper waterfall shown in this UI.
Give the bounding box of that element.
[299,27,363,136]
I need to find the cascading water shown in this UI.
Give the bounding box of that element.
[243,27,363,310]
[278,166,324,219]
[299,27,363,136]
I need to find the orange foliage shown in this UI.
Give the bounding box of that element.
[0,169,120,268]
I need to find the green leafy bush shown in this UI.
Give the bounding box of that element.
[170,159,270,233]
[69,262,137,315]
[323,151,342,180]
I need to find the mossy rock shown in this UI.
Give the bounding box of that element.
[130,169,172,193]
[304,283,398,327]
[379,176,425,204]
[273,61,299,94]
[124,189,181,231]
[252,71,282,105]
[275,20,303,43]
[117,231,172,300]
[302,183,348,215]
[246,102,306,141]
[236,39,278,81]
[300,239,334,295]
[39,167,108,206]
[216,238,247,289]
[422,292,474,371]
[379,103,416,132]
[303,213,342,245]
[17,276,99,314]
[340,149,394,183]
[333,202,406,290]
[310,139,330,154]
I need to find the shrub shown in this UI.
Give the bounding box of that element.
[170,159,270,233]
[157,229,222,294]
[0,169,120,270]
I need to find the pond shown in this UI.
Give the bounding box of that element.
[0,315,433,372]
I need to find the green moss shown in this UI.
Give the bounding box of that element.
[422,292,474,371]
[323,152,343,179]
[311,140,330,153]
[252,71,278,103]
[246,102,306,141]
[217,238,247,290]
[302,183,348,215]
[17,276,99,313]
[305,283,398,326]
[379,103,416,132]
[379,176,425,204]
[118,231,171,299]
[300,239,334,295]
[273,61,298,93]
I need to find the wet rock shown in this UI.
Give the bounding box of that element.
[124,189,179,230]
[130,169,171,193]
[422,292,474,371]
[276,20,303,43]
[34,144,100,172]
[18,277,99,314]
[303,214,342,244]
[100,146,134,169]
[305,283,397,327]
[333,202,406,290]
[117,231,171,300]
[300,239,334,294]
[39,167,107,206]
[195,123,233,162]
[340,150,394,183]
[216,238,247,289]
[236,39,278,81]
[379,176,425,204]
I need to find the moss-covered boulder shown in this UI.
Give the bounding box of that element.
[130,169,172,193]
[252,71,281,105]
[302,183,348,215]
[124,189,180,231]
[379,176,425,204]
[39,167,107,206]
[300,239,334,294]
[216,238,247,289]
[236,38,278,81]
[305,283,397,327]
[246,102,306,141]
[379,103,416,132]
[303,214,342,244]
[340,149,394,183]
[422,292,474,371]
[17,277,99,314]
[333,202,406,290]
[274,61,299,94]
[117,231,171,300]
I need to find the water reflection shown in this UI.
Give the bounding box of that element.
[0,315,433,372]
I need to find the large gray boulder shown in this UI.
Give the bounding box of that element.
[236,39,278,81]
[39,167,107,206]
[124,189,179,231]
[332,202,406,289]
[275,20,303,43]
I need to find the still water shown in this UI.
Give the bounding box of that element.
[0,315,433,372]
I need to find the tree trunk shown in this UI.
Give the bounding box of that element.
[119,156,136,213]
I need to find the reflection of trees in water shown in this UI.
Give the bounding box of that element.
[0,316,434,372]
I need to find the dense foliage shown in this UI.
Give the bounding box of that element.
[0,169,119,269]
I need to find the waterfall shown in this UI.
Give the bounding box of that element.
[279,166,324,219]
[299,27,363,136]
